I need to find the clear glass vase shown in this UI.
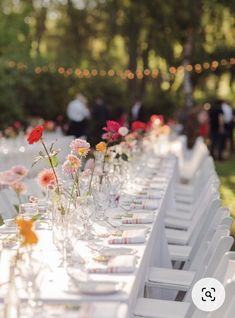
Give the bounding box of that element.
[51,193,71,267]
[75,194,95,240]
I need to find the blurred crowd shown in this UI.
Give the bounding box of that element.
[179,99,235,161]
[66,93,148,145]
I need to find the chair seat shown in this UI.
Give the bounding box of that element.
[148,267,195,291]
[166,228,190,245]
[175,184,193,196]
[165,217,190,230]
[134,298,190,318]
[176,202,192,213]
[168,244,192,262]
[176,193,194,204]
[167,209,193,221]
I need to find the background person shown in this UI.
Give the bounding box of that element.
[221,100,234,157]
[67,93,90,138]
[91,95,109,144]
[209,100,225,160]
[131,96,146,121]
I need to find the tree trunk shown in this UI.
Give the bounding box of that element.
[128,33,138,97]
[35,6,47,57]
[140,31,152,97]
[182,28,193,108]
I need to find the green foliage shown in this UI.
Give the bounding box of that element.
[0,0,235,129]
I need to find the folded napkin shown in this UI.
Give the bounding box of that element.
[136,190,162,200]
[147,182,166,190]
[122,213,154,224]
[87,255,136,273]
[153,176,168,182]
[108,229,147,244]
[131,199,159,210]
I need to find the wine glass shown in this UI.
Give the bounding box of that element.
[17,249,42,317]
[76,195,95,240]
[92,174,110,221]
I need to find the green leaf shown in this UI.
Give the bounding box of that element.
[31,214,43,221]
[50,155,59,167]
[0,215,4,226]
[121,153,128,161]
[13,204,19,213]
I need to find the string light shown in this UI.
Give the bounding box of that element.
[3,57,235,79]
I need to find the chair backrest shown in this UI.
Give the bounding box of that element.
[213,252,235,285]
[187,156,217,193]
[0,190,19,219]
[179,140,209,181]
[185,199,221,270]
[208,281,235,318]
[188,191,220,247]
[185,235,234,317]
[185,229,232,299]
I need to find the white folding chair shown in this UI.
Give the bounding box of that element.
[146,229,232,293]
[166,189,220,246]
[133,235,233,318]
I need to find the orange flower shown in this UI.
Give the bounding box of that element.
[77,147,89,156]
[38,168,56,188]
[96,142,107,153]
[15,218,38,245]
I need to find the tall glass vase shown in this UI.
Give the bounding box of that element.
[4,265,20,318]
[51,193,71,267]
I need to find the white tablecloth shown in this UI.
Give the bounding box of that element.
[0,156,178,318]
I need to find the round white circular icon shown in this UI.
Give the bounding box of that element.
[191,277,225,312]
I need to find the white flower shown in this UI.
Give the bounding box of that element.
[118,126,129,136]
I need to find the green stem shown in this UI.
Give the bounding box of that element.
[67,177,76,213]
[88,168,94,194]
[41,140,60,192]
[75,171,80,196]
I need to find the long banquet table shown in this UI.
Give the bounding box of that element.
[0,155,178,318]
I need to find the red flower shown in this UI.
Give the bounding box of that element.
[102,120,121,141]
[103,120,121,133]
[27,126,44,144]
[131,121,147,132]
[150,115,164,125]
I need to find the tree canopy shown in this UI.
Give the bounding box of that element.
[0,0,235,127]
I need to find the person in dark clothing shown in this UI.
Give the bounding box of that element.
[67,93,90,138]
[92,96,109,144]
[221,100,234,157]
[209,100,225,160]
[131,96,146,122]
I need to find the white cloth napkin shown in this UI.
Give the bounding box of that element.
[131,199,159,210]
[122,213,154,224]
[108,229,147,244]
[87,255,136,273]
[136,190,162,200]
[147,182,166,190]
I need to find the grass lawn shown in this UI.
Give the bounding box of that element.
[215,159,235,237]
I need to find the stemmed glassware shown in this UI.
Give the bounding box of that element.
[17,249,42,317]
[76,195,95,240]
[92,174,110,221]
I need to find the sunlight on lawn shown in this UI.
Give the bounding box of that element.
[215,160,235,236]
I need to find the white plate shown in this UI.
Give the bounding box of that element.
[77,281,123,295]
[100,247,136,257]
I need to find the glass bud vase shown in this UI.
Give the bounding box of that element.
[4,265,20,318]
[51,193,71,267]
[76,194,95,240]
